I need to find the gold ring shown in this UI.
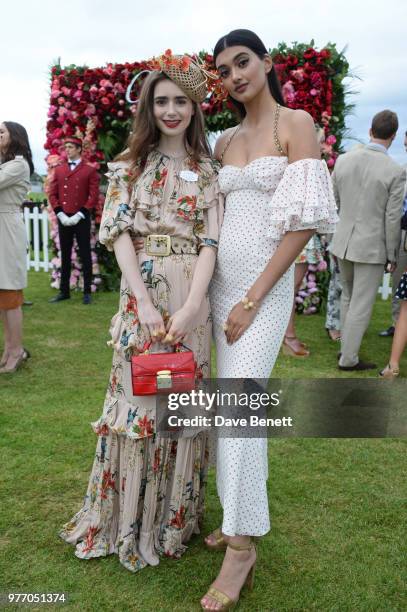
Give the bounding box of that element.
[165,334,174,342]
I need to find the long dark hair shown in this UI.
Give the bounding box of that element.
[214,29,285,119]
[118,71,211,186]
[2,121,34,174]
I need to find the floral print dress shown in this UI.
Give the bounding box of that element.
[59,150,223,572]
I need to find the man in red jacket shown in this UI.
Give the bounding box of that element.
[48,137,100,304]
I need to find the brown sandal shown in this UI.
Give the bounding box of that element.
[282,336,310,357]
[204,528,227,552]
[201,540,257,610]
[379,364,399,379]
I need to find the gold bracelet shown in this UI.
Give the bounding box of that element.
[241,296,259,311]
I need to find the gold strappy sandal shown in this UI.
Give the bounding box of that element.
[379,364,400,379]
[204,528,227,552]
[200,540,256,611]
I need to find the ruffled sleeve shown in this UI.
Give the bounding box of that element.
[267,158,338,241]
[192,159,224,250]
[99,160,134,251]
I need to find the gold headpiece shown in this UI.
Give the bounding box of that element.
[126,49,218,104]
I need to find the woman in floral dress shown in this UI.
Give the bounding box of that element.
[59,56,223,572]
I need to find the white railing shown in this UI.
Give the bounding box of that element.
[378,272,392,300]
[24,207,50,272]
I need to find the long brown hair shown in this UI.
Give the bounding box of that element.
[118,71,211,184]
[2,121,34,174]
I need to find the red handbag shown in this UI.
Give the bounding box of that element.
[131,342,197,396]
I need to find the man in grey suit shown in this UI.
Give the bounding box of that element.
[378,129,407,337]
[331,110,406,370]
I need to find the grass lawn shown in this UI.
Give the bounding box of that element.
[0,271,405,611]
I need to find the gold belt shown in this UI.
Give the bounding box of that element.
[139,234,198,257]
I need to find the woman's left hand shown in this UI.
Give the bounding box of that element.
[163,304,198,345]
[224,301,258,344]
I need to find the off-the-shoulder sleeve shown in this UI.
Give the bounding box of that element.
[195,161,224,250]
[99,161,134,251]
[267,158,338,240]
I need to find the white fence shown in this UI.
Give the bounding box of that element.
[24,207,50,272]
[23,207,394,299]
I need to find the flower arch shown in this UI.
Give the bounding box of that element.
[45,42,352,304]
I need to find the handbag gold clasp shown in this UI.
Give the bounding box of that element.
[146,234,171,257]
[157,369,172,389]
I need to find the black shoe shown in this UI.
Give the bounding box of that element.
[338,360,377,371]
[49,293,70,303]
[378,326,395,337]
[83,293,92,305]
[23,300,33,306]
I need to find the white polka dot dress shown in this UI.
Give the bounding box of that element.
[209,156,338,536]
[395,271,407,300]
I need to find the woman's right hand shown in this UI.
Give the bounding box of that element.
[136,296,166,341]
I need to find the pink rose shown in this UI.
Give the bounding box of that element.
[113,82,125,94]
[310,88,318,96]
[327,158,335,168]
[101,96,110,105]
[326,135,337,145]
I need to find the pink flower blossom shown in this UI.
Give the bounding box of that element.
[295,296,304,304]
[73,90,83,100]
[84,104,96,117]
[327,157,335,168]
[113,82,125,94]
[326,135,337,145]
[291,69,304,82]
[317,260,328,271]
[310,88,318,96]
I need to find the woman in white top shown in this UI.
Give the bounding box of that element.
[0,122,32,373]
[201,29,337,611]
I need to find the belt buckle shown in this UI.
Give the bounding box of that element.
[146,234,171,257]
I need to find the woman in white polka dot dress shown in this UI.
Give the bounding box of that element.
[200,30,338,611]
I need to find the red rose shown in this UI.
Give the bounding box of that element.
[303,48,317,60]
